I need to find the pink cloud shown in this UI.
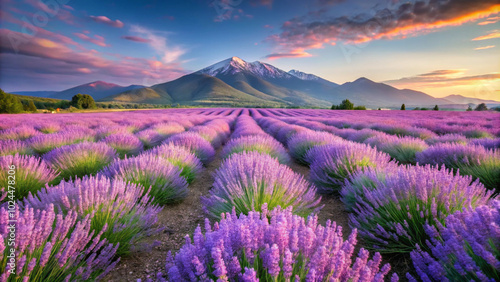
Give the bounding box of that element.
[74,32,108,47]
[89,15,124,28]
[122,35,152,43]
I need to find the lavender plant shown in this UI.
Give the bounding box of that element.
[0,205,119,281]
[408,200,499,282]
[469,137,500,149]
[35,122,61,134]
[43,142,118,180]
[135,129,165,149]
[221,135,291,164]
[376,136,429,165]
[425,134,468,146]
[0,140,33,156]
[307,142,392,193]
[164,132,216,165]
[21,175,163,256]
[0,126,39,141]
[102,133,144,158]
[0,154,59,201]
[144,143,203,183]
[349,165,493,254]
[28,131,94,155]
[165,206,397,281]
[287,131,341,165]
[416,143,500,191]
[101,154,188,205]
[202,152,321,219]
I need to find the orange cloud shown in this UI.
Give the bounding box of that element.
[478,16,500,25]
[472,30,500,41]
[265,50,313,60]
[475,45,495,50]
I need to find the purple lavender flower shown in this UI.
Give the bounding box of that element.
[189,126,223,149]
[231,115,268,139]
[425,133,468,146]
[165,206,394,281]
[101,154,188,205]
[150,122,185,137]
[287,130,343,165]
[222,135,291,164]
[349,164,493,254]
[135,129,165,149]
[469,137,500,150]
[164,132,215,165]
[375,135,429,165]
[0,140,33,156]
[409,200,499,281]
[202,152,322,219]
[0,204,119,281]
[307,142,392,193]
[143,143,203,183]
[0,154,59,200]
[94,125,132,140]
[21,174,163,256]
[28,130,94,155]
[43,142,118,180]
[35,122,61,134]
[416,143,500,190]
[0,125,39,141]
[103,133,144,158]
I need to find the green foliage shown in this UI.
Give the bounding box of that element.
[466,105,473,111]
[475,103,488,111]
[421,107,429,111]
[0,88,24,113]
[71,94,97,109]
[413,107,420,110]
[27,100,37,112]
[378,108,381,110]
[331,99,355,110]
[433,105,439,111]
[353,105,367,110]
[401,104,406,110]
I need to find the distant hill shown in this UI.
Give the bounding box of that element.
[12,57,493,108]
[12,91,58,97]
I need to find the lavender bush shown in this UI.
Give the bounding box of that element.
[0,140,33,156]
[221,135,291,164]
[35,122,61,134]
[144,143,203,183]
[103,133,144,158]
[376,136,429,165]
[164,132,216,165]
[150,122,185,137]
[135,129,165,149]
[408,200,499,282]
[416,143,500,191]
[0,126,39,141]
[425,134,468,146]
[287,131,341,165]
[0,154,59,200]
[28,131,94,155]
[307,142,392,193]
[21,175,163,256]
[0,205,119,281]
[349,165,493,254]
[469,137,500,149]
[165,206,397,281]
[101,154,188,205]
[202,152,321,219]
[43,142,118,181]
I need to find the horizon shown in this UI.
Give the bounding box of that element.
[1,0,499,101]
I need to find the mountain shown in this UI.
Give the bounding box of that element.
[11,91,58,98]
[50,81,144,100]
[334,77,451,107]
[26,57,484,108]
[442,94,500,105]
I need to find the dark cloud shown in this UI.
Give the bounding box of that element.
[121,36,152,43]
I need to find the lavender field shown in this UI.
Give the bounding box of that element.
[0,108,499,282]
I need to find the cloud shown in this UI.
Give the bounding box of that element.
[478,16,500,25]
[250,0,273,7]
[472,30,500,40]
[0,29,186,91]
[474,45,495,50]
[129,25,185,63]
[383,69,500,89]
[122,36,152,43]
[74,33,108,47]
[266,0,500,58]
[89,15,124,28]
[265,50,313,60]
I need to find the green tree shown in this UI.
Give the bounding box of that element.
[466,105,473,111]
[353,105,366,110]
[378,108,381,110]
[413,107,420,110]
[401,104,406,110]
[339,99,354,110]
[421,107,429,111]
[474,103,488,111]
[71,94,97,109]
[331,104,338,110]
[27,100,37,112]
[0,89,24,114]
[433,105,439,111]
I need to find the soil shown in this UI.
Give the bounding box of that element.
[106,150,411,281]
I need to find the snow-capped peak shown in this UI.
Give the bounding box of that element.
[197,57,294,79]
[288,70,320,81]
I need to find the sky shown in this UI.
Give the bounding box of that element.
[0,0,499,101]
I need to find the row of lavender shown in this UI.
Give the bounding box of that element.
[165,111,398,281]
[0,109,237,281]
[255,109,499,281]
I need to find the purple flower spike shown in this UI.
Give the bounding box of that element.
[0,140,33,156]
[287,130,343,165]
[103,133,144,158]
[164,132,215,165]
[165,206,395,281]
[222,135,291,164]
[202,151,322,219]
